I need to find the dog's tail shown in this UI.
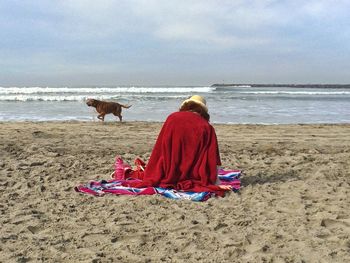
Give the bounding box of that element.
[120,104,132,109]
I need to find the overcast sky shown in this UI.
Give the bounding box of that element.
[1,0,349,86]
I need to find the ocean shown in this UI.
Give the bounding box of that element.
[0,85,349,124]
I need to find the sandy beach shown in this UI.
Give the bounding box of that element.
[1,121,349,262]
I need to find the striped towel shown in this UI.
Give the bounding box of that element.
[75,169,241,202]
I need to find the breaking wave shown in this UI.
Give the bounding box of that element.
[0,86,215,94]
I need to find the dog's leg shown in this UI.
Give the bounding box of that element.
[113,112,122,122]
[97,114,105,121]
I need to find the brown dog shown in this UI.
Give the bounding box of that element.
[86,98,131,122]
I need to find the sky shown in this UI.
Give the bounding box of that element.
[1,0,350,86]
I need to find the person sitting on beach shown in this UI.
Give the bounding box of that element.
[124,95,232,195]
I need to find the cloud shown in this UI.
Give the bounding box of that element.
[118,0,350,50]
[128,1,276,49]
[3,0,349,49]
[1,0,350,84]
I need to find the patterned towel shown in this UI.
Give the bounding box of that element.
[75,169,241,202]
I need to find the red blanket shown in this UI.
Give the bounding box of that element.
[123,111,226,196]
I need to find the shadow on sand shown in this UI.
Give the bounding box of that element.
[241,169,301,187]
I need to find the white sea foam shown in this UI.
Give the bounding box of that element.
[232,85,252,87]
[0,86,215,94]
[0,93,192,101]
[0,95,111,101]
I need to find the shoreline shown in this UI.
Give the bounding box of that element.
[1,122,349,262]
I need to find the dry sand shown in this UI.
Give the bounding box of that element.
[1,121,349,263]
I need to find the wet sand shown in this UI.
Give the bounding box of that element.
[1,121,349,262]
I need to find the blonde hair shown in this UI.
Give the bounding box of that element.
[179,101,210,121]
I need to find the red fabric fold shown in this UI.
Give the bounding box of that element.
[123,111,225,196]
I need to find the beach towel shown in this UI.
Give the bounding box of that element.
[75,169,241,202]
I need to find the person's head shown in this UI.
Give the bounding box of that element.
[179,95,210,121]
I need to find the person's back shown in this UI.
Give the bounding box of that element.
[124,95,233,195]
[143,111,220,191]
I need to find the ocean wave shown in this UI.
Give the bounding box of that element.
[0,94,190,102]
[0,86,215,94]
[0,95,98,101]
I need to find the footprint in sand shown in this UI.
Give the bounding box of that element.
[321,218,350,229]
[234,220,251,227]
[27,225,42,234]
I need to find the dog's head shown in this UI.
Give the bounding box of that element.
[86,98,96,107]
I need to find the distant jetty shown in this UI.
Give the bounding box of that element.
[211,83,350,88]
